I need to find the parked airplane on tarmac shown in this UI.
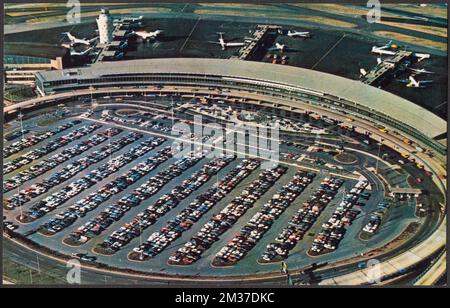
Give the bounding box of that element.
[286,30,311,38]
[134,30,163,40]
[405,75,433,88]
[62,32,98,46]
[371,40,397,55]
[212,32,246,50]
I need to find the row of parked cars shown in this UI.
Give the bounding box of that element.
[4,123,100,174]
[39,139,168,235]
[139,120,171,133]
[3,120,81,158]
[362,202,390,234]
[310,180,369,254]
[101,113,143,126]
[169,165,288,265]
[99,155,234,253]
[5,129,30,141]
[3,128,122,193]
[5,132,144,211]
[67,150,206,244]
[213,170,316,266]
[261,177,344,262]
[131,159,260,260]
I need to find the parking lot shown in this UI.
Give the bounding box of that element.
[3,105,429,276]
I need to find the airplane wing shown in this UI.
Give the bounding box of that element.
[226,42,245,47]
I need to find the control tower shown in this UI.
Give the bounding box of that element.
[96,8,113,45]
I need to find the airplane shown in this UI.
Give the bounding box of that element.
[134,30,163,40]
[62,32,97,46]
[69,47,93,56]
[214,32,245,50]
[406,75,433,88]
[414,52,430,62]
[268,42,287,52]
[408,67,434,75]
[286,30,311,38]
[113,16,143,26]
[128,16,143,22]
[371,40,397,56]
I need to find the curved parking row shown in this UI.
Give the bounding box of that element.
[5,129,30,142]
[260,177,344,263]
[361,201,391,235]
[4,123,100,174]
[168,165,288,266]
[3,128,122,193]
[4,120,81,158]
[6,132,145,211]
[95,155,235,255]
[40,143,172,237]
[129,159,261,261]
[310,180,369,255]
[64,151,207,246]
[212,170,316,267]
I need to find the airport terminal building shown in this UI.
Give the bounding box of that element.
[33,58,446,156]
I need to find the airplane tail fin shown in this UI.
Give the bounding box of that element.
[408,75,419,87]
[66,32,75,41]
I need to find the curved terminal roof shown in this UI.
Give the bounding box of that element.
[36,58,446,138]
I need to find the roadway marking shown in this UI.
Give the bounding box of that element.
[180,3,188,13]
[179,16,201,52]
[433,101,447,111]
[311,34,346,70]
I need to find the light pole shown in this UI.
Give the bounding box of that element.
[376,142,381,174]
[89,86,95,110]
[139,216,143,261]
[36,254,41,275]
[18,186,23,221]
[18,112,25,138]
[171,96,175,128]
[108,129,112,163]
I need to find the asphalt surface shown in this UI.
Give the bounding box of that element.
[3,104,443,283]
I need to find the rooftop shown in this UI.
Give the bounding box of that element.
[35,58,446,138]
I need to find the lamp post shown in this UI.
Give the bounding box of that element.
[376,142,381,174]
